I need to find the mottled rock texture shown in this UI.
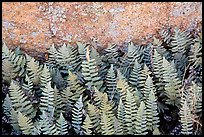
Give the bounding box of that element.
[2,2,202,55]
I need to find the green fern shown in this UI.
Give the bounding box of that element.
[17,111,37,135]
[40,81,55,114]
[22,74,34,96]
[27,57,43,85]
[2,59,18,83]
[72,95,83,134]
[82,114,93,135]
[170,28,193,55]
[162,57,182,107]
[56,113,68,135]
[87,102,102,134]
[100,112,115,135]
[116,99,127,135]
[40,65,52,87]
[9,80,36,119]
[105,64,117,101]
[81,47,103,90]
[135,101,148,135]
[146,89,160,131]
[180,100,193,135]
[39,111,59,135]
[124,90,138,134]
[3,94,12,119]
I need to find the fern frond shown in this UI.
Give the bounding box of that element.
[2,42,11,59]
[136,101,148,135]
[17,111,36,135]
[9,80,36,119]
[146,89,159,131]
[72,95,83,134]
[105,64,117,101]
[40,64,52,87]
[27,57,43,85]
[69,46,81,71]
[162,57,182,107]
[40,81,55,114]
[2,59,17,83]
[124,90,138,134]
[180,100,193,135]
[55,43,71,67]
[39,111,59,135]
[54,86,65,118]
[56,113,68,135]
[82,114,93,135]
[87,102,101,134]
[82,50,103,90]
[152,49,164,95]
[46,44,58,65]
[22,74,34,96]
[170,28,193,55]
[117,99,127,135]
[76,42,87,60]
[143,75,156,102]
[100,112,115,135]
[3,94,12,118]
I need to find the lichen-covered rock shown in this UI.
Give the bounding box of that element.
[2,2,202,54]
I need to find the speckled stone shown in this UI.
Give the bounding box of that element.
[2,2,202,55]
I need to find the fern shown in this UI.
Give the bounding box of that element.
[3,94,12,118]
[54,86,65,118]
[2,59,17,83]
[159,27,172,44]
[128,59,142,87]
[39,111,59,135]
[2,42,11,59]
[162,57,182,107]
[81,47,103,90]
[170,28,193,55]
[136,101,148,135]
[152,49,164,95]
[117,99,127,135]
[87,102,101,134]
[72,95,83,134]
[40,81,55,114]
[55,43,71,67]
[180,100,193,135]
[76,42,87,60]
[188,34,202,69]
[9,80,36,119]
[146,89,160,131]
[82,114,93,135]
[40,64,52,87]
[143,75,156,102]
[56,113,68,135]
[27,57,43,85]
[46,44,58,65]
[124,90,138,134]
[22,74,34,96]
[17,111,37,135]
[100,112,115,135]
[69,46,82,72]
[105,64,117,101]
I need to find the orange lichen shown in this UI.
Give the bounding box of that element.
[2,2,202,54]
